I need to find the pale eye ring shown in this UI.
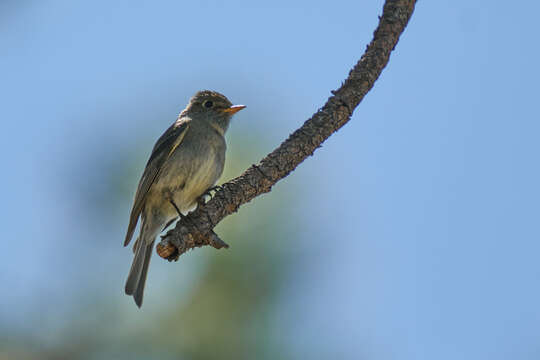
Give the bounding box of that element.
[203,100,213,108]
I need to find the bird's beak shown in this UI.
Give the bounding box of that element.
[221,104,246,115]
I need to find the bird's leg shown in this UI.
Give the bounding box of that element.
[168,198,199,229]
[169,199,187,221]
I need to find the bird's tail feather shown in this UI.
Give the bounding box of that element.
[125,236,155,308]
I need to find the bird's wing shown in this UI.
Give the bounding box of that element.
[124,118,190,246]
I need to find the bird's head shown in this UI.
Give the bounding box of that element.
[183,90,245,134]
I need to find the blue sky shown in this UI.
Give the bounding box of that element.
[1,1,539,359]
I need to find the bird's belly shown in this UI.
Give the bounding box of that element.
[151,147,222,217]
[174,157,219,210]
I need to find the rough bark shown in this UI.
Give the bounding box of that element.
[156,0,417,261]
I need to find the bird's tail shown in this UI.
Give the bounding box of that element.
[125,236,155,308]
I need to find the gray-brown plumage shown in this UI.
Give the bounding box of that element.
[124,90,245,307]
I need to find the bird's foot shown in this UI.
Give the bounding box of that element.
[196,185,223,208]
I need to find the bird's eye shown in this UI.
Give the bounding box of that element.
[203,100,213,108]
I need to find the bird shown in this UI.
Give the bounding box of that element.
[124,90,245,307]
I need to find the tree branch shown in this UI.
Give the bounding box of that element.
[156,0,417,261]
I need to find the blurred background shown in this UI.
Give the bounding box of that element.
[1,0,539,359]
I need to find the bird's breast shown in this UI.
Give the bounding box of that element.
[153,130,226,215]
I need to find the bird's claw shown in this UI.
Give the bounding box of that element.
[196,185,223,208]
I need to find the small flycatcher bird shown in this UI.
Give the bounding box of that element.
[124,90,245,307]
